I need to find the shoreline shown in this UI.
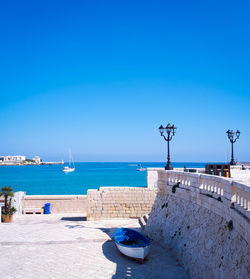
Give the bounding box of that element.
[0,161,64,166]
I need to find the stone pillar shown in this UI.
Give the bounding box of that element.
[147,168,167,189]
[12,191,26,216]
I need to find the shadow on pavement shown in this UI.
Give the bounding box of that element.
[101,227,154,279]
[102,237,143,279]
[58,217,188,278]
[101,227,189,279]
[60,216,87,222]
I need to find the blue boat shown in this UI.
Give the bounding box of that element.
[113,228,151,261]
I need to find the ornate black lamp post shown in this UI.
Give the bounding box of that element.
[226,129,240,165]
[159,123,177,170]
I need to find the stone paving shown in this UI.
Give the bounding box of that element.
[0,214,188,279]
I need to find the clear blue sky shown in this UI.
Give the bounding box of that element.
[0,0,249,162]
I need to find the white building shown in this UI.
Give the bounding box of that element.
[0,155,26,162]
[32,156,41,163]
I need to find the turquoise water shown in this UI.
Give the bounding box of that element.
[0,162,208,195]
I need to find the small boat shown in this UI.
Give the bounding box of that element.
[113,228,151,262]
[62,165,75,173]
[62,149,75,173]
[136,164,146,171]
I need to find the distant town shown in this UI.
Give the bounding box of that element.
[0,155,63,166]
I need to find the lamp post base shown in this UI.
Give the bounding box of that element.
[165,163,173,170]
[230,160,236,166]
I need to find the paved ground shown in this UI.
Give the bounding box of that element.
[0,214,188,279]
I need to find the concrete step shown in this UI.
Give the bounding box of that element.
[138,214,150,229]
[143,214,149,223]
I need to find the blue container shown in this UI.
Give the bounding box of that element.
[44,203,51,214]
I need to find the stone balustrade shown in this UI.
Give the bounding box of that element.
[145,168,250,278]
[230,165,250,183]
[147,168,250,222]
[231,180,250,215]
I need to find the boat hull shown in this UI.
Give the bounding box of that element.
[113,228,151,261]
[62,168,75,173]
[115,242,150,260]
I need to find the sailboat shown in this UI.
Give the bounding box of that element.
[62,150,75,173]
[136,164,146,171]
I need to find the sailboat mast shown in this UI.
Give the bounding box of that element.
[68,149,70,167]
[69,149,75,169]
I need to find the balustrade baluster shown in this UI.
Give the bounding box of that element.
[199,178,203,190]
[215,181,218,194]
[243,191,247,209]
[208,180,211,192]
[237,191,240,205]
[240,190,244,207]
[231,186,236,203]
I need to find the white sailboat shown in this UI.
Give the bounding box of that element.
[62,150,75,173]
[136,164,146,171]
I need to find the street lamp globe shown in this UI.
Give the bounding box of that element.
[158,125,164,136]
[236,130,240,139]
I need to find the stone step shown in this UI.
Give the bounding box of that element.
[138,214,150,229]
[143,214,149,223]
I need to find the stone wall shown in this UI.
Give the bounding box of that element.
[231,165,250,184]
[144,169,249,279]
[87,187,156,220]
[23,195,87,214]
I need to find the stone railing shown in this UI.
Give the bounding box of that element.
[148,168,250,215]
[147,168,250,242]
[146,168,250,278]
[230,165,250,183]
[231,181,250,215]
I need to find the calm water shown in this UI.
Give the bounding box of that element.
[0,162,208,195]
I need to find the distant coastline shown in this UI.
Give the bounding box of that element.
[0,161,64,166]
[0,155,64,166]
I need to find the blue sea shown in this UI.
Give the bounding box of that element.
[0,162,208,195]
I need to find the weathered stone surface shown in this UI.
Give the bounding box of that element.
[23,195,87,214]
[145,189,249,279]
[87,187,156,220]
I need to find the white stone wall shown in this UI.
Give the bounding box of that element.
[145,169,250,279]
[23,195,87,213]
[147,168,162,189]
[12,191,25,216]
[87,187,156,220]
[231,165,250,185]
[0,155,26,162]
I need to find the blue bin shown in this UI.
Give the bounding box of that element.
[44,203,51,214]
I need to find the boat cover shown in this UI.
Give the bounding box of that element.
[114,228,150,247]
